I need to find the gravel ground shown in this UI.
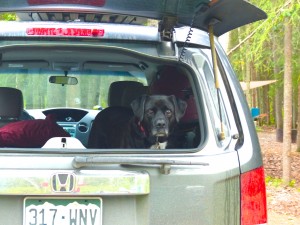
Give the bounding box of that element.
[257,128,300,225]
[267,186,300,225]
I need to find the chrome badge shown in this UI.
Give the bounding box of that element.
[51,173,75,193]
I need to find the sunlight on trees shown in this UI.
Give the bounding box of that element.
[227,0,300,183]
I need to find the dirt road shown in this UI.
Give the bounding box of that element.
[258,129,300,225]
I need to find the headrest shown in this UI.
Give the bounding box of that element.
[108,81,144,107]
[0,87,23,118]
[122,86,149,107]
[150,67,198,123]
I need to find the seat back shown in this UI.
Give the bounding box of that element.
[150,67,198,123]
[121,85,149,107]
[87,106,133,148]
[0,87,23,128]
[108,81,144,107]
[88,81,147,148]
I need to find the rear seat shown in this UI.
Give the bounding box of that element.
[87,81,148,148]
[107,81,145,107]
[0,87,23,128]
[150,66,200,148]
[0,88,71,148]
[121,85,149,107]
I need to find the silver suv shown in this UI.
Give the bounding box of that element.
[0,0,267,224]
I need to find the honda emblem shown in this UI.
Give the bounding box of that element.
[51,173,75,192]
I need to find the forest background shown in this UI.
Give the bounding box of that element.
[222,0,300,182]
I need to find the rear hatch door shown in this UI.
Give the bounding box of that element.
[0,0,267,36]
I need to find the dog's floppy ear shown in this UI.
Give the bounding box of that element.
[131,95,147,121]
[168,95,187,122]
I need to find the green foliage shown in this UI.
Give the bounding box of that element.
[227,0,299,126]
[229,0,299,70]
[255,125,263,132]
[0,13,16,21]
[266,176,297,188]
[265,176,283,187]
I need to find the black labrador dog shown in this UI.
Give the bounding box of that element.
[88,95,187,149]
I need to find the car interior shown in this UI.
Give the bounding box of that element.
[0,87,24,128]
[0,58,202,150]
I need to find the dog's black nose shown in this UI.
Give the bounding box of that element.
[156,119,166,128]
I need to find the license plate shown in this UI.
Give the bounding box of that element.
[24,197,102,225]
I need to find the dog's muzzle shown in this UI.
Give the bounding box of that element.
[152,118,169,137]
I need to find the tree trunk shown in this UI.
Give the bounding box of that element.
[272,32,283,132]
[245,59,251,107]
[251,62,257,108]
[297,83,300,152]
[282,18,293,184]
[262,85,270,124]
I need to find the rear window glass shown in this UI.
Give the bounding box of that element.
[0,64,203,151]
[0,69,146,109]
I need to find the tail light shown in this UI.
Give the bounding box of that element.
[241,166,267,225]
[26,28,105,37]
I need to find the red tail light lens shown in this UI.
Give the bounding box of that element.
[241,166,267,225]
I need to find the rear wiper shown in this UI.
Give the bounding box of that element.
[73,156,209,175]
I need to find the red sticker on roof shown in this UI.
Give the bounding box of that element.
[27,0,105,7]
[26,27,105,37]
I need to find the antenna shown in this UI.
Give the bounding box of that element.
[179,4,208,62]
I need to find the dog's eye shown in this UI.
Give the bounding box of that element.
[147,109,154,116]
[165,109,172,117]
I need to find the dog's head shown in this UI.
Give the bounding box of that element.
[131,95,187,140]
